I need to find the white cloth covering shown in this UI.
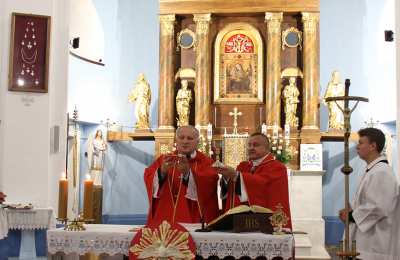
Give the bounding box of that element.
[6,207,55,230]
[47,223,294,259]
[350,156,400,260]
[0,207,8,239]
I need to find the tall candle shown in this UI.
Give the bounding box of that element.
[273,124,279,140]
[284,124,290,139]
[58,172,68,219]
[261,123,267,135]
[207,123,213,141]
[83,174,94,220]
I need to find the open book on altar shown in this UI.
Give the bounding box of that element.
[208,205,274,234]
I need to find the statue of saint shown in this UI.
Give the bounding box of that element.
[282,77,300,127]
[128,73,151,129]
[324,71,344,130]
[88,129,107,185]
[176,79,192,127]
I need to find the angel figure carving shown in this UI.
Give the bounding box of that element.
[324,71,344,130]
[128,73,151,129]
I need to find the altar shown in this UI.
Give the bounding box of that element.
[47,224,294,259]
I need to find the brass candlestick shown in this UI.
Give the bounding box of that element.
[64,215,86,231]
[326,79,368,260]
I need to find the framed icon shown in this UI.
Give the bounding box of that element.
[8,13,51,93]
[214,23,263,104]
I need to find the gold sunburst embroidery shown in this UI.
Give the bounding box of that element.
[130,221,195,260]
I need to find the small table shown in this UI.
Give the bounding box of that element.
[47,224,294,259]
[1,207,55,259]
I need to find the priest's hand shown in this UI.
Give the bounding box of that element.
[160,155,177,174]
[176,155,190,176]
[218,166,238,182]
[338,206,352,222]
[338,208,346,222]
[0,192,6,204]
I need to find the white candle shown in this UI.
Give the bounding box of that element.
[273,124,279,140]
[261,123,267,135]
[284,124,290,139]
[207,123,212,141]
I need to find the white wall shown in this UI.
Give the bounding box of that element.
[396,0,400,181]
[0,0,69,211]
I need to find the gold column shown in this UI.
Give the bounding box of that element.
[265,12,283,130]
[158,14,176,130]
[193,14,212,129]
[301,12,320,133]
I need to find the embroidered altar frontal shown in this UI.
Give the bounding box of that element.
[47,224,294,259]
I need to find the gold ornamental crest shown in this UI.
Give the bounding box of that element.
[130,220,195,260]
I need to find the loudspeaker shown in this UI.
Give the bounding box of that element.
[72,37,80,49]
[50,125,60,154]
[384,30,394,42]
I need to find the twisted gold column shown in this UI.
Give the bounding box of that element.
[194,14,212,128]
[158,14,176,130]
[301,12,320,131]
[265,12,283,130]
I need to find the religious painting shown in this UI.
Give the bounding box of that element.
[8,13,51,93]
[214,23,263,104]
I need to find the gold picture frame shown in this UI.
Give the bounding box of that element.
[214,23,263,104]
[177,28,196,50]
[8,13,51,93]
[282,27,302,50]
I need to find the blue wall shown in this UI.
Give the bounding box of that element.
[68,0,397,245]
[320,0,396,244]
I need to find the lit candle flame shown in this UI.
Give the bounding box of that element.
[61,172,67,180]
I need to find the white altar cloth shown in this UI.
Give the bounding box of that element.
[6,207,55,230]
[0,207,55,259]
[47,224,294,259]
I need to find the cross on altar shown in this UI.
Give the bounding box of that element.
[229,107,242,134]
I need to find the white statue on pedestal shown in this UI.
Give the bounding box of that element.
[324,71,345,130]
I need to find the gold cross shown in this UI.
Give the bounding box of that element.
[229,107,242,134]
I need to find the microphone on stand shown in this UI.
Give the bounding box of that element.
[195,210,212,232]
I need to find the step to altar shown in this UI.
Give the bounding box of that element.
[294,234,331,260]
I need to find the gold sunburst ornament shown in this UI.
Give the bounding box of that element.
[269,204,289,235]
[130,221,195,260]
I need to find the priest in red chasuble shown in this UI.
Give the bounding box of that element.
[144,125,219,224]
[218,133,292,229]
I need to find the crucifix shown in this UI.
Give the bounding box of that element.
[229,107,242,134]
[326,79,368,260]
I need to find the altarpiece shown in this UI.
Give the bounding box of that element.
[151,0,321,170]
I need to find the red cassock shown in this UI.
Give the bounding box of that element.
[224,153,292,229]
[144,151,219,225]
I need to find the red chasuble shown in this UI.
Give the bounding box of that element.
[224,153,292,229]
[144,151,219,225]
